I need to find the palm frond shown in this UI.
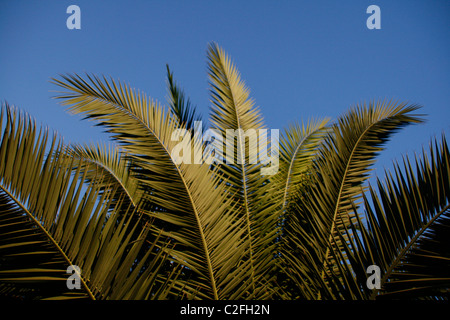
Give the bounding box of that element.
[274,118,330,213]
[66,142,141,207]
[281,119,329,200]
[0,103,171,300]
[207,42,279,297]
[166,64,202,132]
[281,100,424,299]
[348,134,450,299]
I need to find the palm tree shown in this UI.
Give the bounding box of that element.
[1,43,448,300]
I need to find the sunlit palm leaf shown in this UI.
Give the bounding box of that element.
[278,119,330,210]
[282,100,424,299]
[66,142,141,207]
[51,72,259,299]
[207,42,279,297]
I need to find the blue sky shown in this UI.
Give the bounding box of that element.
[1,0,449,180]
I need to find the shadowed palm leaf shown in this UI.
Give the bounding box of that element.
[342,134,450,299]
[0,103,173,300]
[166,64,202,132]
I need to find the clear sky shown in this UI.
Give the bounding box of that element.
[1,0,449,181]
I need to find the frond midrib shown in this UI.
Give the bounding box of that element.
[371,203,450,299]
[320,113,379,283]
[212,47,256,291]
[70,148,137,207]
[281,128,320,211]
[318,107,409,298]
[0,181,96,300]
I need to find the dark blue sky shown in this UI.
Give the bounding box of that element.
[1,0,449,179]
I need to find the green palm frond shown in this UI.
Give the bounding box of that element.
[277,118,330,211]
[66,142,141,207]
[166,64,202,132]
[207,42,279,297]
[0,103,171,300]
[342,134,450,299]
[51,73,186,215]
[280,100,424,299]
[263,118,330,298]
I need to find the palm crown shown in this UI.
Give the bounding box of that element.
[1,43,449,300]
